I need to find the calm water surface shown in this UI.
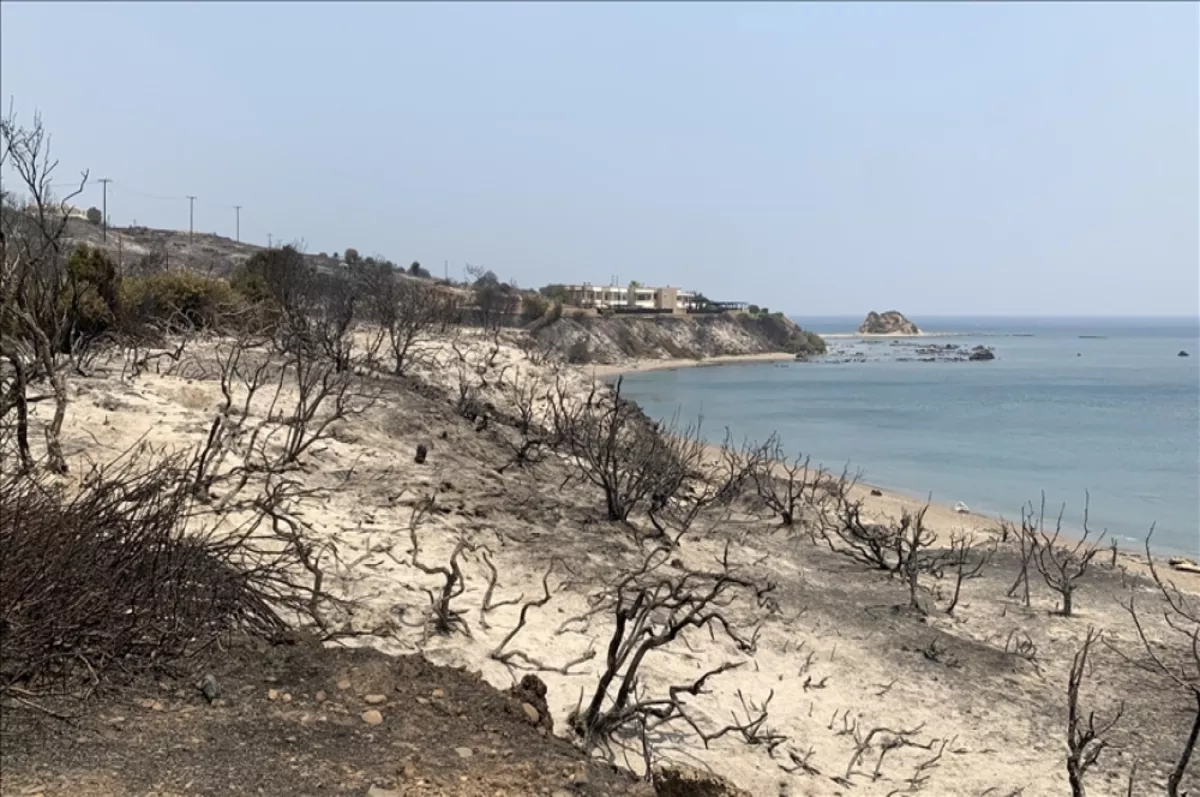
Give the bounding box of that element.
[618,317,1200,557]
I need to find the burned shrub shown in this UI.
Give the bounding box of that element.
[0,451,291,706]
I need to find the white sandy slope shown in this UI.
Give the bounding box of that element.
[23,330,1195,797]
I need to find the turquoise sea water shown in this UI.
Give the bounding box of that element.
[617,316,1200,557]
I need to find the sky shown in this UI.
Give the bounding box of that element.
[1,2,1196,317]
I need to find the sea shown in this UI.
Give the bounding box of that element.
[615,316,1200,558]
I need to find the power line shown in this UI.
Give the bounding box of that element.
[113,183,188,202]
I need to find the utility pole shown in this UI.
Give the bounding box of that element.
[233,205,241,243]
[97,178,111,240]
[186,196,197,244]
[268,233,273,249]
[444,259,448,281]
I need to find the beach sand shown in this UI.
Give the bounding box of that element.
[11,332,1197,797]
[588,351,798,379]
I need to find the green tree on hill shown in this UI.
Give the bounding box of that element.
[62,244,121,341]
[85,206,102,225]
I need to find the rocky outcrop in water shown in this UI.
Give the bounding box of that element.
[858,311,920,335]
[821,339,998,364]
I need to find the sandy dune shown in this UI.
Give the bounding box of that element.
[18,331,1198,797]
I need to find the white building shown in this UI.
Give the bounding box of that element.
[561,283,700,312]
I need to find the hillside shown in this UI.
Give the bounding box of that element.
[63,217,306,276]
[533,312,827,365]
[61,219,826,365]
[3,330,1194,797]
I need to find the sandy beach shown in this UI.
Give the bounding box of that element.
[587,351,798,379]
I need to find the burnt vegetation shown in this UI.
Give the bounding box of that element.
[2,105,1197,797]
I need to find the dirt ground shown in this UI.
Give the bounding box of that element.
[3,332,1198,797]
[0,636,658,797]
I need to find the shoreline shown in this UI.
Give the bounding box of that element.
[574,352,1196,572]
[586,351,797,379]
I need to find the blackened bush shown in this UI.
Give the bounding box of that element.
[0,452,288,701]
[566,338,593,364]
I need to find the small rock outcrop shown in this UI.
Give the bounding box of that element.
[968,346,996,361]
[506,674,553,733]
[1180,350,1190,357]
[858,311,920,336]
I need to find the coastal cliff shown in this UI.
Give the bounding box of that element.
[859,310,920,335]
[534,312,826,365]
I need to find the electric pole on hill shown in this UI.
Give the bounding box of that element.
[234,205,241,242]
[186,196,196,244]
[97,178,111,240]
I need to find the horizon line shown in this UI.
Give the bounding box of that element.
[790,313,1200,320]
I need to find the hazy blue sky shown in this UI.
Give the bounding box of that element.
[2,2,1196,316]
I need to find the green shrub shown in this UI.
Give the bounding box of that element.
[60,245,121,342]
[525,300,562,334]
[123,270,238,329]
[229,266,273,306]
[520,294,550,324]
[232,246,311,310]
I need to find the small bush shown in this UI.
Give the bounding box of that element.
[61,245,121,342]
[525,301,563,334]
[123,269,238,329]
[85,206,102,225]
[229,265,273,306]
[0,453,288,701]
[520,294,551,324]
[566,338,593,364]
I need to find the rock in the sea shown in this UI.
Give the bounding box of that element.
[968,346,996,361]
[858,310,920,336]
[1180,350,1190,357]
